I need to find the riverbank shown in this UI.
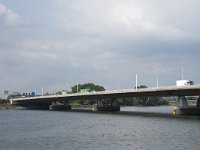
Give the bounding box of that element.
[0,101,24,110]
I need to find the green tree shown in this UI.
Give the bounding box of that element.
[71,83,105,93]
[70,83,105,106]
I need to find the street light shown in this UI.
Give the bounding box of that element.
[156,71,159,89]
[136,74,138,90]
[77,83,79,93]
[182,67,184,80]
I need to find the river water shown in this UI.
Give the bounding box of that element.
[0,107,200,150]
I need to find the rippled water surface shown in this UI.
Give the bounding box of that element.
[0,108,200,150]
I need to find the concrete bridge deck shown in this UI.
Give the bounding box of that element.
[10,85,200,103]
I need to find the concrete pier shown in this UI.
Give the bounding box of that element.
[196,96,200,107]
[177,96,188,107]
[49,101,71,111]
[92,98,120,111]
[173,96,200,115]
[172,107,200,115]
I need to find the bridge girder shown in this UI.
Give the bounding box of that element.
[11,86,200,105]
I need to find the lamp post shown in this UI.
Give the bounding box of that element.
[136,74,138,90]
[182,67,184,80]
[77,83,79,93]
[156,71,159,89]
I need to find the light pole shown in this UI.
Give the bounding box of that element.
[136,74,138,90]
[156,71,159,89]
[182,67,184,80]
[77,83,79,93]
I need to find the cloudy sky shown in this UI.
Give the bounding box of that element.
[0,0,200,97]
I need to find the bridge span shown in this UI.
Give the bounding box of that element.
[10,85,200,114]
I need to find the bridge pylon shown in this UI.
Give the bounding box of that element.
[196,96,200,107]
[92,98,120,111]
[49,101,71,111]
[173,96,200,115]
[177,96,188,107]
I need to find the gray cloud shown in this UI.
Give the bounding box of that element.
[0,1,200,97]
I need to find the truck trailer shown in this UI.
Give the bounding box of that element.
[176,80,194,87]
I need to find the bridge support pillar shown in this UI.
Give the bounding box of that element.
[196,96,200,107]
[49,101,71,111]
[177,96,188,107]
[92,98,120,111]
[173,96,200,115]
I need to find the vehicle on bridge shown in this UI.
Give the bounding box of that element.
[176,80,194,87]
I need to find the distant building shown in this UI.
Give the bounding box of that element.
[7,92,21,100]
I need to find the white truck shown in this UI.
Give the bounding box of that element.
[176,80,194,87]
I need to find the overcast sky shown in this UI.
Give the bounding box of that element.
[0,0,200,97]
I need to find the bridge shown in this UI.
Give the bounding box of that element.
[10,85,200,115]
